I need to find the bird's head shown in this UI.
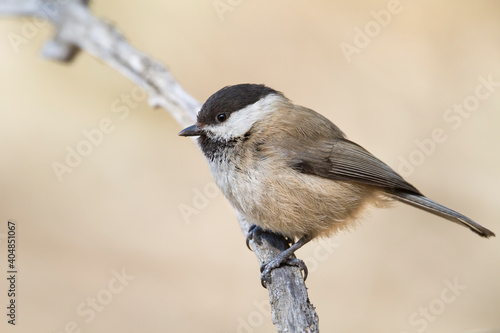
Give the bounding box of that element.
[178,84,286,141]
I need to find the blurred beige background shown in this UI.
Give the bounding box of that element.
[1,1,499,332]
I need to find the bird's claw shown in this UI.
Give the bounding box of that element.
[260,256,308,288]
[246,224,264,250]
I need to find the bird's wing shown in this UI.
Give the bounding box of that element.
[266,105,420,194]
[285,137,421,195]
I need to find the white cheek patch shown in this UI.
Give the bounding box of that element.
[204,94,282,140]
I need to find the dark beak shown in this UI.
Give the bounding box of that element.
[178,124,202,137]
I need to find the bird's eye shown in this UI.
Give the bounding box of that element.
[216,113,227,122]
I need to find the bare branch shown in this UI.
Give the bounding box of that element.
[0,1,319,331]
[1,0,198,126]
[239,216,319,332]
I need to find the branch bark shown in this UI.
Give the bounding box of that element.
[0,1,319,331]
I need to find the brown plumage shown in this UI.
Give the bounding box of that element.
[179,84,495,286]
[224,100,387,239]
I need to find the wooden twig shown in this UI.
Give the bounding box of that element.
[0,1,319,331]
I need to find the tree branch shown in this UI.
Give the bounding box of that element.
[0,1,319,331]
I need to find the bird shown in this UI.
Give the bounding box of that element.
[178,83,495,286]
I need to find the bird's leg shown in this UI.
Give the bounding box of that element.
[260,235,312,288]
[246,224,264,250]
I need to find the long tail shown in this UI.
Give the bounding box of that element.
[390,191,495,238]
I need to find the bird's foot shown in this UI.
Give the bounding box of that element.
[260,254,308,288]
[246,225,295,251]
[247,227,310,287]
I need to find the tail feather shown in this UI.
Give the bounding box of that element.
[391,191,495,238]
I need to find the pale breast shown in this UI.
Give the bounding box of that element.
[212,148,377,239]
[205,119,380,239]
[208,146,268,218]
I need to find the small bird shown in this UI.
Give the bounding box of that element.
[179,84,495,286]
